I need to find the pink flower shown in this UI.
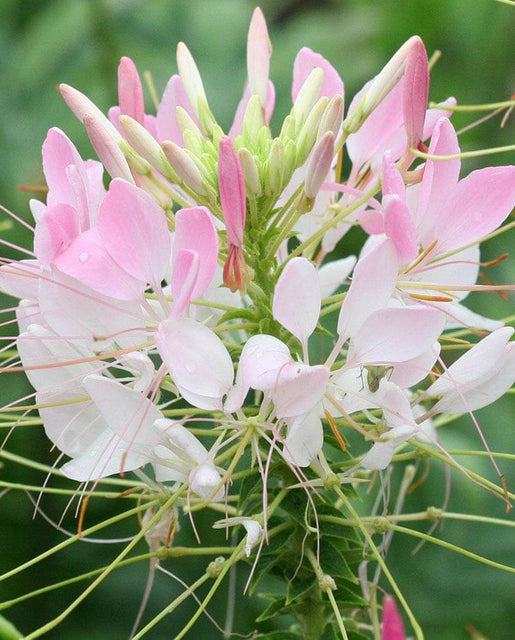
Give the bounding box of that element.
[381,596,406,640]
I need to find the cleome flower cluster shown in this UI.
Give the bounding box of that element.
[1,7,514,639]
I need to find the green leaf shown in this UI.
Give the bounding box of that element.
[334,583,368,608]
[280,489,310,527]
[285,572,316,605]
[256,596,287,622]
[319,539,359,583]
[255,632,301,640]
[0,615,22,640]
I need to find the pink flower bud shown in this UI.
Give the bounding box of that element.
[218,136,247,247]
[305,131,335,200]
[381,596,406,640]
[117,56,145,125]
[247,7,272,108]
[403,37,429,150]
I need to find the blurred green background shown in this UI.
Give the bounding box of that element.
[0,0,514,638]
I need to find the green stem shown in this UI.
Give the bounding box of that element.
[0,500,159,582]
[23,490,185,639]
[333,487,424,640]
[388,524,515,574]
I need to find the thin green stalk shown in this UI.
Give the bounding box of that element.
[333,486,424,640]
[388,524,515,574]
[23,490,185,639]
[173,541,246,640]
[0,480,142,499]
[132,573,211,639]
[305,548,348,640]
[0,500,159,582]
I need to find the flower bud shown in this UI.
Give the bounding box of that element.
[119,139,153,176]
[237,147,262,196]
[242,94,266,147]
[305,131,335,201]
[247,7,272,108]
[162,141,207,195]
[117,56,145,125]
[266,138,285,195]
[176,41,207,119]
[119,115,176,179]
[279,113,296,142]
[296,96,329,165]
[293,66,325,127]
[403,37,429,150]
[84,115,134,182]
[317,94,344,142]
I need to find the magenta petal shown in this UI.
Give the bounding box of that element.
[174,206,218,299]
[292,47,344,103]
[383,194,418,264]
[98,179,171,287]
[436,165,515,254]
[381,596,406,640]
[273,257,320,345]
[117,56,145,125]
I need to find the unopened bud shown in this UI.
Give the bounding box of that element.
[247,7,272,108]
[296,96,329,166]
[119,115,175,179]
[176,107,204,155]
[319,574,337,592]
[197,96,218,138]
[237,147,262,196]
[242,95,266,147]
[134,174,173,210]
[223,245,254,293]
[293,67,325,127]
[279,113,296,142]
[176,42,207,119]
[305,132,335,200]
[162,141,207,195]
[317,94,344,142]
[120,139,153,176]
[206,556,225,578]
[283,139,297,183]
[84,115,134,182]
[266,138,285,195]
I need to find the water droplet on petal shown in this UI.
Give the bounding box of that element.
[79,252,89,263]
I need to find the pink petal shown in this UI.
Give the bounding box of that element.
[98,179,171,287]
[383,194,418,264]
[156,74,198,145]
[171,248,199,315]
[117,56,145,125]
[273,363,329,418]
[381,151,405,199]
[218,137,246,246]
[34,203,80,268]
[416,116,460,244]
[0,259,40,300]
[224,334,291,413]
[390,342,440,388]
[42,128,85,207]
[247,7,272,108]
[61,429,147,481]
[435,166,515,254]
[156,316,234,410]
[349,306,445,365]
[273,257,320,345]
[292,47,344,103]
[39,268,147,351]
[84,375,162,445]
[54,227,146,300]
[283,408,323,467]
[174,206,218,299]
[318,256,356,299]
[337,239,399,340]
